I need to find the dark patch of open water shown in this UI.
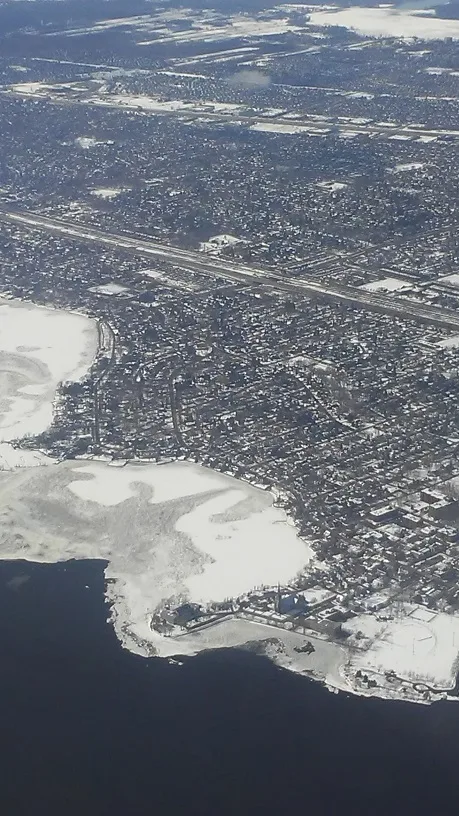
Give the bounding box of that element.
[0,559,458,816]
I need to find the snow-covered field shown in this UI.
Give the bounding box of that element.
[345,605,459,689]
[89,282,129,296]
[41,5,459,44]
[0,297,97,443]
[199,234,243,253]
[92,93,246,116]
[439,273,459,288]
[391,162,425,173]
[361,277,412,293]
[437,334,459,349]
[75,136,114,149]
[90,187,128,200]
[308,6,459,40]
[250,121,317,135]
[156,615,346,679]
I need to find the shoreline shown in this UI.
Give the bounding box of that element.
[1,294,459,707]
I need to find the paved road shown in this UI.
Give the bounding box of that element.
[2,207,459,330]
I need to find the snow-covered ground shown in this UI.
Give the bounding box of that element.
[299,587,335,605]
[89,282,129,296]
[10,81,49,96]
[338,130,360,139]
[148,615,346,681]
[157,70,207,79]
[250,121,315,135]
[75,136,114,149]
[136,15,303,45]
[90,187,128,200]
[437,334,459,349]
[199,234,243,253]
[47,4,459,46]
[308,6,459,40]
[345,605,459,689]
[317,180,347,192]
[361,277,412,293]
[92,93,246,116]
[47,11,303,44]
[439,273,459,288]
[0,297,97,443]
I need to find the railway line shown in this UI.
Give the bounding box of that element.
[2,206,459,331]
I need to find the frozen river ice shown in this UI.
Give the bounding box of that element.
[0,296,97,445]
[0,296,314,662]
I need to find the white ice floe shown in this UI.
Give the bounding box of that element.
[0,298,97,443]
[157,70,207,80]
[199,234,243,253]
[309,6,459,40]
[66,459,229,506]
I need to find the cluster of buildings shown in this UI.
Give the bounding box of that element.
[4,212,459,633]
[2,23,459,272]
[3,14,459,645]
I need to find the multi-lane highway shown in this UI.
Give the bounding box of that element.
[5,83,459,143]
[2,206,459,331]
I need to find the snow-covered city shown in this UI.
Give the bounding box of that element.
[4,0,459,709]
[1,294,459,705]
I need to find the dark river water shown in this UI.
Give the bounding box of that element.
[0,559,458,816]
